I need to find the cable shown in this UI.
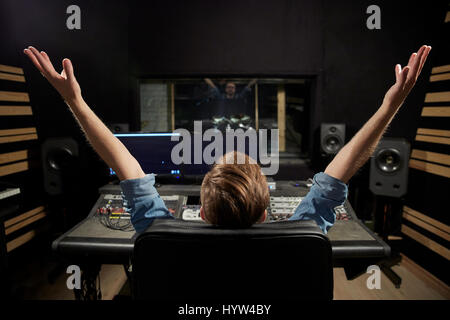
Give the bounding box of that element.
[96,198,135,232]
[97,213,135,232]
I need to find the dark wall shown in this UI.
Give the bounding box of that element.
[322,0,446,141]
[129,0,323,75]
[2,0,129,139]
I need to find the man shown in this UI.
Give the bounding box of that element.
[24,45,431,234]
[204,78,257,100]
[202,78,257,119]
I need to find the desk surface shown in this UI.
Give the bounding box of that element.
[52,181,390,263]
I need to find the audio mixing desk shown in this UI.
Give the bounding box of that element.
[52,181,390,268]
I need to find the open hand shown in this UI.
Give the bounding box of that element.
[383,45,431,109]
[24,46,81,104]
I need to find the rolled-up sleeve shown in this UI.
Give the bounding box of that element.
[289,172,348,233]
[120,174,173,233]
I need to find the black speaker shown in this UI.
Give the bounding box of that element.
[369,138,410,198]
[41,137,79,195]
[320,123,346,155]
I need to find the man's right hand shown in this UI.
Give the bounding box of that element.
[24,46,81,104]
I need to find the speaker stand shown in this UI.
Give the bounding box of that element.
[375,196,403,288]
[379,253,402,288]
[73,262,102,300]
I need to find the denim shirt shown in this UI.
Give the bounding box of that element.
[288,172,348,233]
[120,172,348,234]
[120,174,173,233]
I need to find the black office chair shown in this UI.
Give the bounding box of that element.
[132,219,333,300]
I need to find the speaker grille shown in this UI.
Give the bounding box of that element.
[323,135,343,154]
[375,148,402,174]
[320,123,345,155]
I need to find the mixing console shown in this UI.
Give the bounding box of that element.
[178,197,353,223]
[334,204,352,221]
[94,193,188,230]
[96,194,129,216]
[53,182,390,265]
[179,196,306,223]
[95,194,133,231]
[162,195,187,216]
[92,190,353,227]
[181,205,202,221]
[268,196,303,221]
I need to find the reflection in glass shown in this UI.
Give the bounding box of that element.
[139,78,311,157]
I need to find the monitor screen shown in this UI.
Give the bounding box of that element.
[113,133,210,176]
[112,132,261,177]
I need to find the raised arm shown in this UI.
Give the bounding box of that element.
[246,79,257,88]
[324,45,431,183]
[23,46,145,181]
[204,78,217,89]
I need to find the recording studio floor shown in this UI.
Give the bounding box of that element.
[12,253,449,300]
[333,254,449,300]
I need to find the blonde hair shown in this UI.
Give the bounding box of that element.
[200,152,269,228]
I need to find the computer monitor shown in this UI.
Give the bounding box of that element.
[111,132,261,179]
[112,133,210,177]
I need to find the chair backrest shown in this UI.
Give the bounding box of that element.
[132,219,333,300]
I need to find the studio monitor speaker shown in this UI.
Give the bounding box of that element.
[42,137,79,195]
[369,138,410,198]
[320,123,346,155]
